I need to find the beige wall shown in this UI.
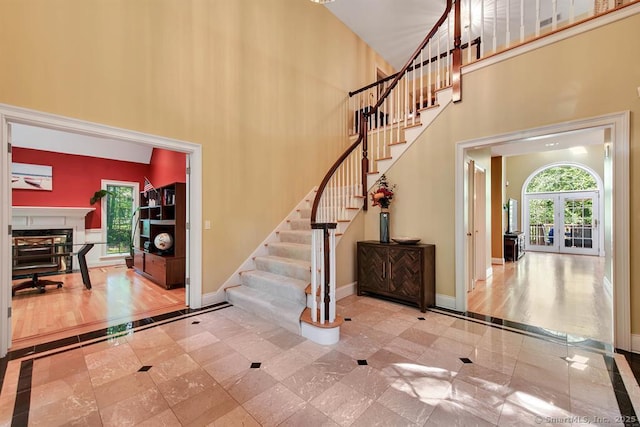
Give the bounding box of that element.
[505,145,605,204]
[0,0,393,293]
[361,11,639,331]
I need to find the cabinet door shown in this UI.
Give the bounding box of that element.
[358,244,388,293]
[388,246,422,299]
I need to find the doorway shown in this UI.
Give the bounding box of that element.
[0,104,204,357]
[454,112,630,350]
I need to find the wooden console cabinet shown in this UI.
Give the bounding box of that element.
[133,182,186,289]
[504,232,525,262]
[357,241,435,312]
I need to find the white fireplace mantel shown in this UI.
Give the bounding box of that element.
[12,206,95,218]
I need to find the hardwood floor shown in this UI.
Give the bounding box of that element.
[11,265,186,350]
[468,251,612,343]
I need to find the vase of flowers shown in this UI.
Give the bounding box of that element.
[370,174,396,243]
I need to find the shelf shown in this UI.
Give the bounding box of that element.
[150,219,175,225]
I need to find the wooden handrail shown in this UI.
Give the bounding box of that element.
[310,133,364,222]
[311,0,455,224]
[348,37,480,98]
[369,0,453,118]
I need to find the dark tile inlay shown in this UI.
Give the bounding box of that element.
[460,358,473,364]
[344,318,351,321]
[251,362,261,369]
[417,317,426,320]
[138,366,152,372]
[604,354,638,426]
[192,321,201,324]
[357,360,368,366]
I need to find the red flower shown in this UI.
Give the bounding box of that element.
[370,175,396,209]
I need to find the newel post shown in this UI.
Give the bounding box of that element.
[360,111,369,211]
[452,0,462,103]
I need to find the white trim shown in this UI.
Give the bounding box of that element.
[462,3,640,76]
[631,334,640,354]
[604,276,613,299]
[100,179,140,258]
[455,111,630,351]
[12,206,95,218]
[491,257,505,265]
[521,163,605,257]
[435,293,457,310]
[336,282,357,300]
[202,289,227,308]
[0,103,203,358]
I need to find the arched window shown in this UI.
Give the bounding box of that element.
[525,165,597,193]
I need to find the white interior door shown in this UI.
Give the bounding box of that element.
[465,160,475,292]
[525,191,599,255]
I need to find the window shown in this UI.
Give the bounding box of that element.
[102,181,139,256]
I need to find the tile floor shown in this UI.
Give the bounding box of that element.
[1,295,639,426]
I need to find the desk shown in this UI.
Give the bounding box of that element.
[12,242,95,296]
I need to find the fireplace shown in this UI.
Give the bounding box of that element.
[12,206,96,274]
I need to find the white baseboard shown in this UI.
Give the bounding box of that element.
[486,266,493,279]
[604,276,613,298]
[435,294,456,310]
[337,282,356,300]
[492,258,505,265]
[202,289,227,308]
[631,334,640,354]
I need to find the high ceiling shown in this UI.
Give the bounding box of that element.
[12,0,602,160]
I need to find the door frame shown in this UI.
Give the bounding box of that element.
[454,111,630,350]
[0,103,204,357]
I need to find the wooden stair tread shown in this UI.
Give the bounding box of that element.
[300,308,344,328]
[389,140,407,146]
[374,156,392,161]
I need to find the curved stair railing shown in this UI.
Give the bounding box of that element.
[304,0,639,328]
[308,0,458,325]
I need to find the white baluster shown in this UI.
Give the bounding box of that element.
[428,42,432,107]
[535,0,541,37]
[493,0,498,53]
[419,50,424,110]
[467,0,472,64]
[506,0,511,47]
[569,0,575,23]
[319,229,325,324]
[552,0,558,31]
[520,0,525,43]
[480,0,485,58]
[446,16,451,85]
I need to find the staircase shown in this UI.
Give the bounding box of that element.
[225,203,314,335]
[224,87,453,343]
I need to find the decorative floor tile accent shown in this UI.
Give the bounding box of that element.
[250,362,261,369]
[138,365,152,372]
[418,317,426,320]
[460,358,473,364]
[357,360,368,366]
[344,318,352,321]
[192,321,201,324]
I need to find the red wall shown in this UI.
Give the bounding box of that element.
[12,148,150,229]
[148,148,187,188]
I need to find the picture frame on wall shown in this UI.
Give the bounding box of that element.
[11,162,53,191]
